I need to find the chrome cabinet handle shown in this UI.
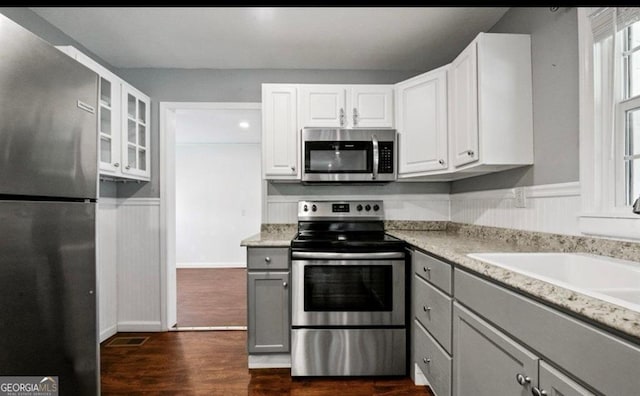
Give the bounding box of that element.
[353,108,359,126]
[283,281,288,288]
[423,306,431,312]
[372,134,379,180]
[339,108,345,127]
[423,267,431,274]
[264,257,271,263]
[516,373,531,386]
[422,357,431,364]
[467,150,475,157]
[126,165,131,170]
[113,162,120,167]
[532,387,547,396]
[439,159,445,166]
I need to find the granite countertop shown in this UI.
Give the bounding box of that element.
[240,224,297,247]
[387,228,640,341]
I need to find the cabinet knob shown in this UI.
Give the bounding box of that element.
[125,165,131,170]
[422,357,431,364]
[264,257,271,263]
[467,150,475,157]
[283,281,288,288]
[113,162,120,167]
[423,267,431,274]
[516,373,531,386]
[532,387,548,396]
[423,306,431,312]
[291,166,296,171]
[438,159,445,166]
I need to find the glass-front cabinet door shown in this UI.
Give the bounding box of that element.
[97,74,122,175]
[121,84,150,180]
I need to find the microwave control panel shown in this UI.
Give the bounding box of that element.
[378,142,394,173]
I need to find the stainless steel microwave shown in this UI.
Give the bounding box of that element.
[301,128,397,182]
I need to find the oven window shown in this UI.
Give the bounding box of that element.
[304,265,392,311]
[305,141,372,173]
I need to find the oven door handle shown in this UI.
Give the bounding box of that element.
[291,251,405,260]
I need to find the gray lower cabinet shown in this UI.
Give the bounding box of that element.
[453,302,538,396]
[538,361,595,396]
[247,247,290,354]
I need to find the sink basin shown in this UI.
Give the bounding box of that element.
[467,252,640,313]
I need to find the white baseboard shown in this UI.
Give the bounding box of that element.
[413,363,429,386]
[248,354,291,369]
[176,262,246,269]
[117,321,163,332]
[100,324,118,343]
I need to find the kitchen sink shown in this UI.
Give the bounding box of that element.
[466,252,640,313]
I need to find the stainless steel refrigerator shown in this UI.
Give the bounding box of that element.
[0,14,99,395]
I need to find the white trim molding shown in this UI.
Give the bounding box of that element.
[117,321,164,332]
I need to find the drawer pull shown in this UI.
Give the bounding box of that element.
[422,357,431,364]
[423,306,431,312]
[516,373,531,386]
[264,257,271,263]
[532,387,548,396]
[423,266,431,274]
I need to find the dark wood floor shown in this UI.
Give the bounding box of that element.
[101,331,433,395]
[177,268,247,327]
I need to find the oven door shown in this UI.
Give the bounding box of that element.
[291,251,405,327]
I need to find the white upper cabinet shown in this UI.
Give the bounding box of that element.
[395,66,449,177]
[56,46,151,181]
[449,33,533,173]
[120,85,150,180]
[299,84,393,129]
[262,84,299,179]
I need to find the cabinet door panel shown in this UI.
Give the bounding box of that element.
[262,85,298,178]
[247,271,290,353]
[453,302,538,396]
[449,41,479,167]
[396,68,448,175]
[350,85,394,128]
[300,85,346,128]
[539,361,595,396]
[120,84,150,180]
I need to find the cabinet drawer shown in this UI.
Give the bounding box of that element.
[415,320,451,396]
[413,275,452,353]
[455,269,640,396]
[247,247,289,270]
[413,250,451,294]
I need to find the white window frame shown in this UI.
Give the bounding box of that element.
[578,7,640,241]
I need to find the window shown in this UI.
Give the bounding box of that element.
[621,22,640,205]
[578,7,640,241]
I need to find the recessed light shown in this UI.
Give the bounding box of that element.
[239,121,250,129]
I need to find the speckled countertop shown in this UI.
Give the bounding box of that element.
[241,221,640,341]
[387,225,640,341]
[240,224,297,247]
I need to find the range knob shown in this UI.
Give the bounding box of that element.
[365,204,371,211]
[303,205,308,212]
[311,204,317,212]
[373,204,380,211]
[357,204,363,211]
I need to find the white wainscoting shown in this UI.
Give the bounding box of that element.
[265,194,451,223]
[450,182,581,235]
[97,198,118,342]
[98,197,163,337]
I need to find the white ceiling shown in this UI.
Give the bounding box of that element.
[175,108,261,144]
[30,7,509,71]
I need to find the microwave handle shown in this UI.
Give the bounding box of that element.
[372,134,379,180]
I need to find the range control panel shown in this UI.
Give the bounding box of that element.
[298,200,384,220]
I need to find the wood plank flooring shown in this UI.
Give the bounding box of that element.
[101,331,433,395]
[177,268,246,327]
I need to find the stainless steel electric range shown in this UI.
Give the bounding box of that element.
[290,200,407,377]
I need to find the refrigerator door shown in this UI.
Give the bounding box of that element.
[0,14,98,199]
[0,201,97,395]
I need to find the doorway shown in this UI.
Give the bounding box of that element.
[159,102,262,331]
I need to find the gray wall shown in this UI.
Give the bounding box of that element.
[115,68,429,198]
[0,7,120,198]
[451,7,579,193]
